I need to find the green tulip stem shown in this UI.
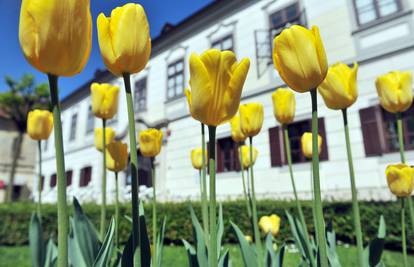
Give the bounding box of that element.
[208,126,217,267]
[239,142,252,218]
[401,198,408,267]
[48,74,68,267]
[122,73,141,266]
[310,89,328,267]
[249,137,263,267]
[100,118,107,240]
[37,140,42,218]
[115,172,119,249]
[396,113,414,234]
[151,159,157,267]
[310,164,317,239]
[341,109,364,267]
[283,125,314,266]
[201,123,209,241]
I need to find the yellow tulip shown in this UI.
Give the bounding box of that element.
[185,49,250,126]
[239,103,264,137]
[375,71,413,113]
[273,25,328,93]
[230,115,246,143]
[258,214,281,237]
[271,88,296,124]
[318,62,358,110]
[385,164,414,197]
[301,132,322,159]
[191,148,207,170]
[97,3,151,76]
[106,141,128,172]
[244,235,253,243]
[19,0,92,77]
[27,109,53,140]
[90,83,120,120]
[139,129,163,158]
[239,145,259,169]
[94,128,115,152]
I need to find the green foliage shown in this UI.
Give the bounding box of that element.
[0,199,412,252]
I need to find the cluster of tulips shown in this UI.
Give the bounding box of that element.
[18,0,414,267]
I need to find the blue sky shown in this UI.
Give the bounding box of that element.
[0,0,213,98]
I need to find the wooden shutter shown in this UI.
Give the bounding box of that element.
[66,171,73,186]
[359,106,384,156]
[50,174,57,188]
[318,118,329,160]
[40,176,44,191]
[269,126,285,166]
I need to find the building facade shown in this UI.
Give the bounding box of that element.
[37,0,414,203]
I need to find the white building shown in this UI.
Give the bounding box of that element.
[37,0,414,203]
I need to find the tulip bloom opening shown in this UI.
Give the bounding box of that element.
[191,148,208,170]
[301,132,322,159]
[259,214,281,237]
[27,110,53,141]
[230,115,247,143]
[139,129,163,158]
[271,88,296,125]
[239,103,264,138]
[91,83,120,120]
[386,164,414,198]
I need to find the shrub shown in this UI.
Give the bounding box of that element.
[0,199,411,251]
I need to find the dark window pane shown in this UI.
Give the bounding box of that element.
[135,78,147,112]
[217,137,239,173]
[86,105,94,133]
[50,174,57,188]
[69,114,77,141]
[354,0,401,25]
[211,35,234,51]
[167,59,185,100]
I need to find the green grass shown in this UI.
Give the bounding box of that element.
[1,245,413,267]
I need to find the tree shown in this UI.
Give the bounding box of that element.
[0,74,49,202]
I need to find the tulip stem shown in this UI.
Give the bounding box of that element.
[37,140,42,218]
[151,159,157,267]
[283,125,314,266]
[239,142,252,218]
[48,74,68,267]
[310,89,328,267]
[208,126,217,267]
[341,109,364,267]
[123,73,141,266]
[401,198,408,267]
[115,172,119,249]
[100,118,107,240]
[249,137,263,267]
[201,123,209,242]
[396,113,414,234]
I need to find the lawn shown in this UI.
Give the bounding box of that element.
[0,245,413,267]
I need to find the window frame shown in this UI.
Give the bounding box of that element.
[50,173,57,188]
[69,113,78,141]
[211,34,235,51]
[79,166,92,187]
[166,59,185,101]
[134,77,148,112]
[86,105,95,134]
[216,136,241,173]
[352,0,403,26]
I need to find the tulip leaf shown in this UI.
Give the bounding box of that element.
[68,217,89,267]
[183,239,199,267]
[274,245,285,267]
[189,206,208,267]
[264,233,274,267]
[139,202,152,267]
[217,204,224,257]
[285,211,314,263]
[325,221,342,267]
[29,212,45,267]
[365,215,386,267]
[218,249,229,267]
[156,217,167,267]
[121,233,134,267]
[230,221,257,267]
[93,218,115,267]
[44,239,58,267]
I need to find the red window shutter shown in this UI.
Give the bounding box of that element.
[318,118,329,161]
[50,174,57,188]
[40,176,44,191]
[66,171,73,186]
[359,106,384,156]
[269,126,284,166]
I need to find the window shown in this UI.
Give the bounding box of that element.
[216,137,240,173]
[212,35,234,51]
[79,166,92,187]
[269,2,303,38]
[50,173,57,188]
[353,0,402,25]
[126,150,153,187]
[360,105,414,155]
[135,78,147,112]
[69,113,77,141]
[166,59,185,100]
[66,170,73,186]
[268,118,328,166]
[86,105,94,134]
[40,176,44,191]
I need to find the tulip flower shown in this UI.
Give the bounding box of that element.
[245,235,253,243]
[273,25,328,93]
[94,128,115,152]
[185,49,250,126]
[271,88,296,125]
[239,145,258,169]
[27,110,53,140]
[301,132,322,159]
[91,83,120,120]
[139,129,163,158]
[230,115,246,143]
[191,148,207,170]
[106,141,128,173]
[386,164,414,198]
[19,0,92,77]
[318,62,359,110]
[239,103,264,138]
[259,214,281,237]
[375,71,413,114]
[97,3,151,76]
